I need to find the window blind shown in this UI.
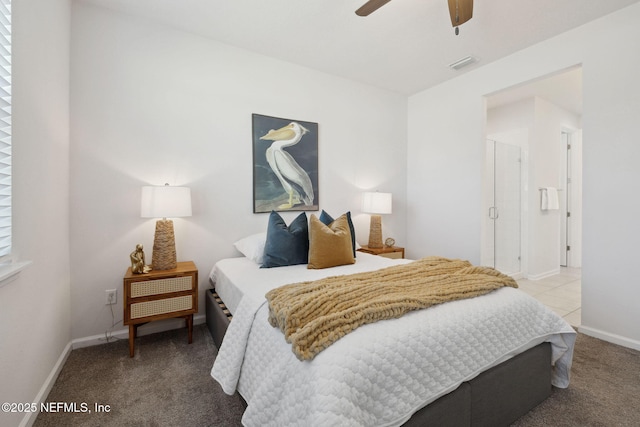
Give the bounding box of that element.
[0,0,10,258]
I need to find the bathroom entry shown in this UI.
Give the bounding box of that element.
[484,66,582,277]
[485,138,523,276]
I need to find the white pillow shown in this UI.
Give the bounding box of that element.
[234,232,267,264]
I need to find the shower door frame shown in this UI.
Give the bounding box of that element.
[483,135,527,278]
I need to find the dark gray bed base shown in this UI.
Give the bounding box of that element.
[206,289,551,426]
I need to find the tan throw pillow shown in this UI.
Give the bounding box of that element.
[308,214,355,269]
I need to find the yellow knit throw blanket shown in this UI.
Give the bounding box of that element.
[265,256,518,361]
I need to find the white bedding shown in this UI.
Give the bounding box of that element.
[209,252,411,315]
[210,255,576,427]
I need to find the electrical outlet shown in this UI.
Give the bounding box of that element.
[105,289,117,305]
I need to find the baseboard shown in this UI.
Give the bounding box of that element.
[578,325,640,351]
[527,268,561,281]
[19,341,72,427]
[22,314,207,426]
[72,313,206,349]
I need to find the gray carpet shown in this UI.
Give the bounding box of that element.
[34,325,640,427]
[512,332,640,427]
[34,325,245,427]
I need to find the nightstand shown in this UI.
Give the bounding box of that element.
[357,245,405,259]
[123,261,198,357]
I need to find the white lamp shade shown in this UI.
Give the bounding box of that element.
[361,192,392,214]
[141,185,192,218]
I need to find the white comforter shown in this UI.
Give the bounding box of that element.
[211,256,576,427]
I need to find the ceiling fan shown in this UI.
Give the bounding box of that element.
[356,0,473,35]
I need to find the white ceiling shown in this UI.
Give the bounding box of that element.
[81,0,638,99]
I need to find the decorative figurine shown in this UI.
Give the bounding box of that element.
[130,244,151,274]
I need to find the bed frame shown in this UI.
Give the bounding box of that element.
[206,289,551,426]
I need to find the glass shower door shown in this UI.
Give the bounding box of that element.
[487,140,522,275]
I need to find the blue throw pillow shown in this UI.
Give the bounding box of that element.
[262,211,309,268]
[319,210,356,257]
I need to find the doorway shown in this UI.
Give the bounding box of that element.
[484,66,582,278]
[560,129,583,268]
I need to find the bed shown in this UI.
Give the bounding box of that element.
[208,251,576,427]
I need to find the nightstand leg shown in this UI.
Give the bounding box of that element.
[187,314,193,344]
[129,324,136,357]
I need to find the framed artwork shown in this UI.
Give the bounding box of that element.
[252,113,319,213]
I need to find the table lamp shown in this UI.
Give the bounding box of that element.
[141,184,192,270]
[361,192,392,249]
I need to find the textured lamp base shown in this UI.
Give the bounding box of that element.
[367,214,383,249]
[152,219,177,270]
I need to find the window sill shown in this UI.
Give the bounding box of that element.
[0,261,33,288]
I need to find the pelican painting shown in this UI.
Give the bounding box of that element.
[253,114,319,213]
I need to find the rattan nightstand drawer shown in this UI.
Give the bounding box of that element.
[379,251,403,259]
[130,276,193,297]
[130,295,193,319]
[357,245,405,259]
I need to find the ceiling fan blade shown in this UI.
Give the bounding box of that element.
[356,0,392,17]
[447,0,473,26]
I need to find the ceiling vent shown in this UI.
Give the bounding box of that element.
[448,55,477,70]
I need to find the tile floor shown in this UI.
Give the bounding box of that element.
[516,267,582,327]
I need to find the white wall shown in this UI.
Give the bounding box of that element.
[0,1,71,426]
[408,3,640,349]
[579,6,640,347]
[69,3,408,340]
[407,82,485,263]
